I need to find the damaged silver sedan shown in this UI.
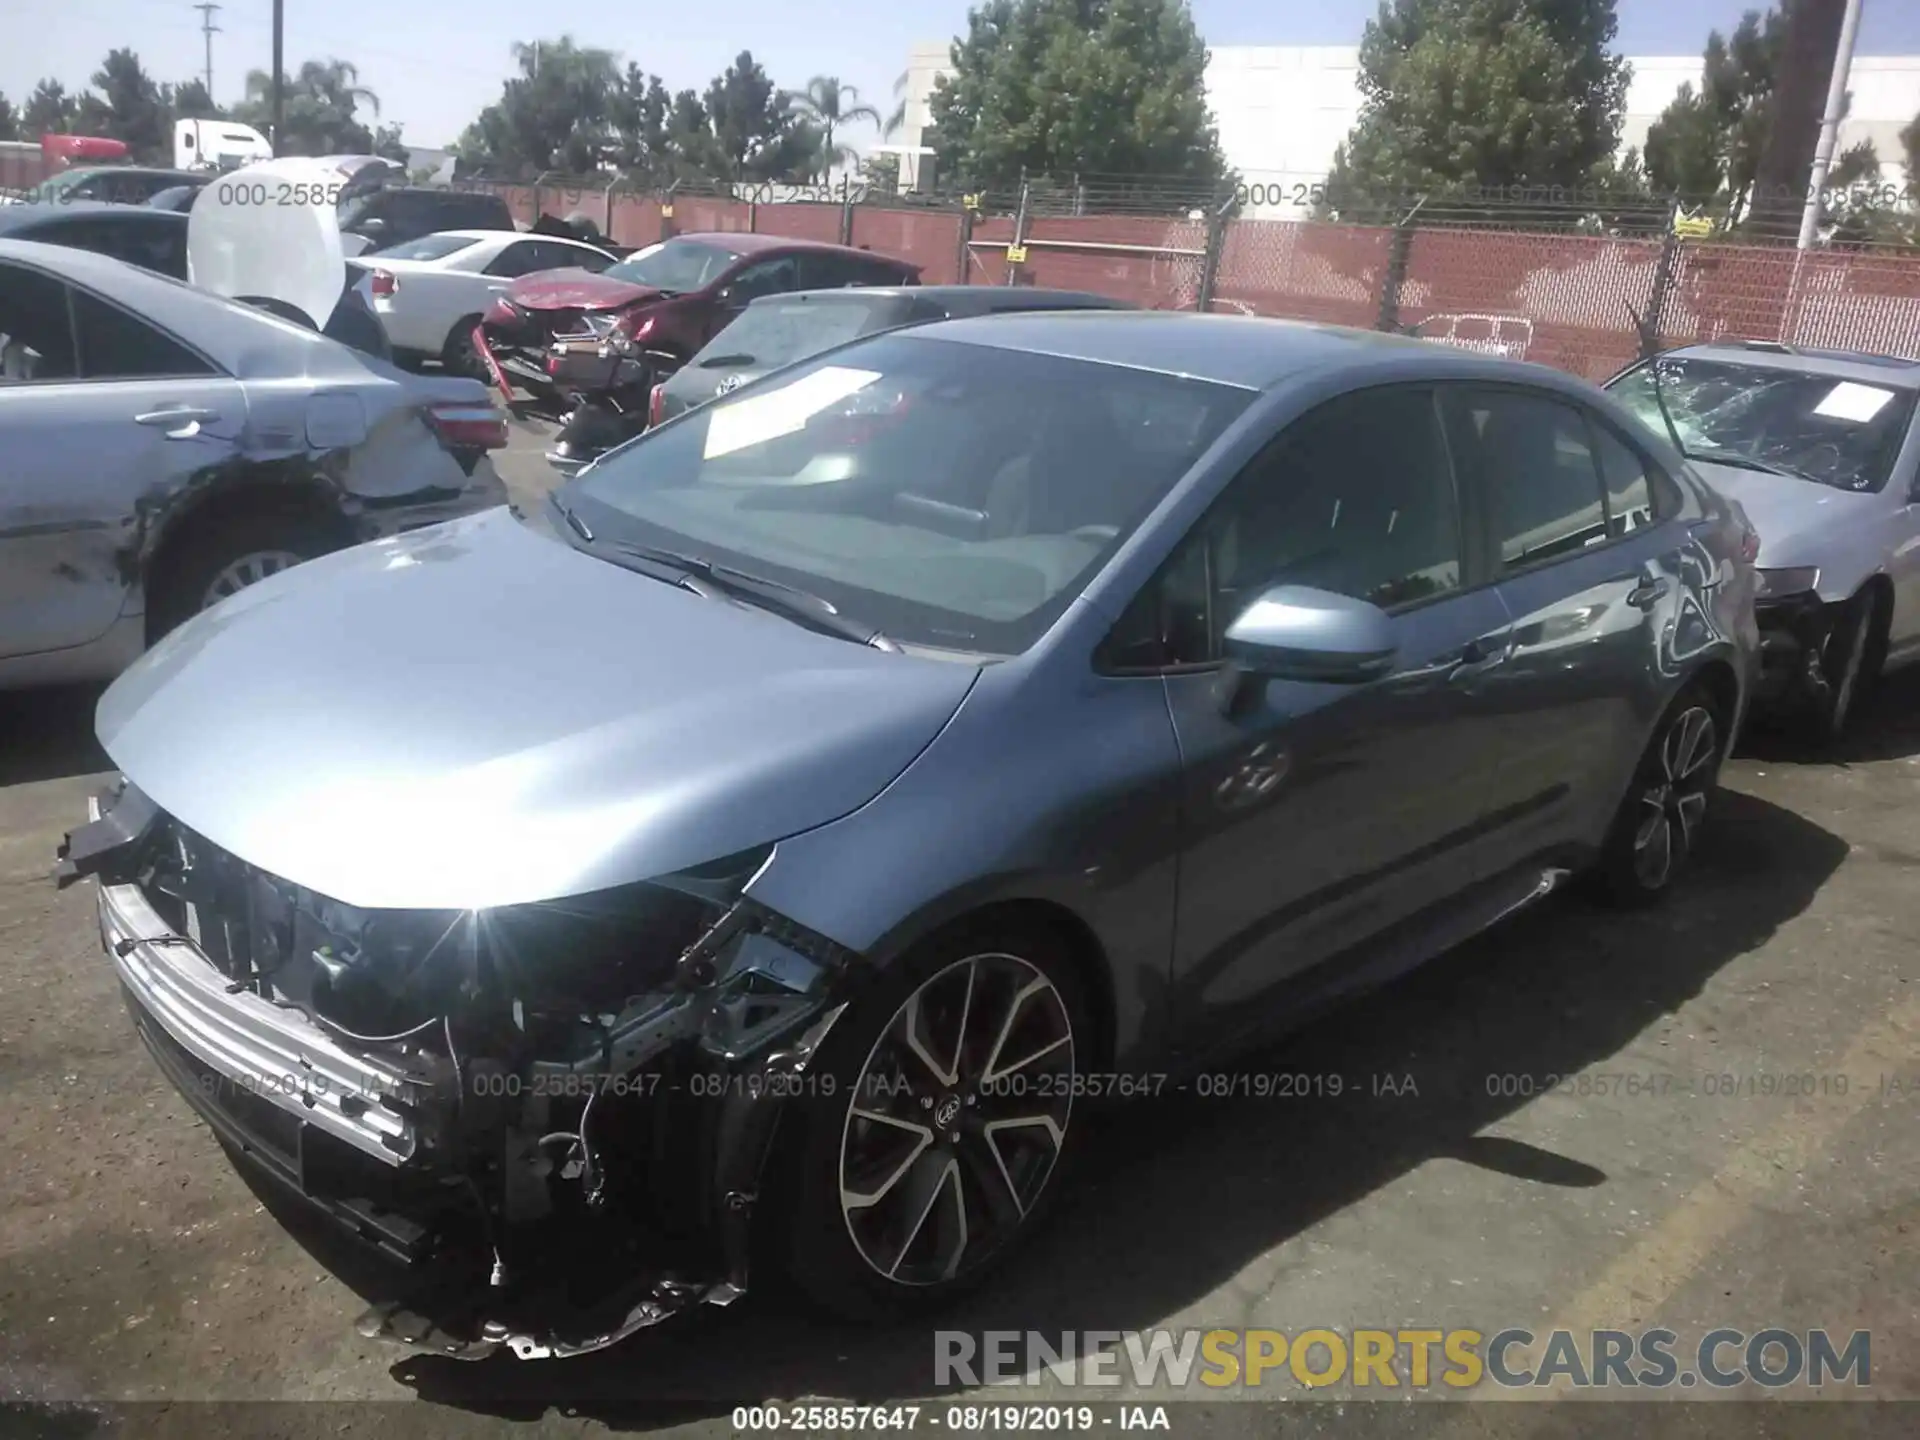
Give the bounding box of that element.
[61,313,1758,1360]
[0,237,508,690]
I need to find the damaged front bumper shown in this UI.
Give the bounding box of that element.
[60,780,860,1360]
[1753,591,1841,708]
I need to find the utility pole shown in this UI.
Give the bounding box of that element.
[1797,0,1866,249]
[192,2,221,97]
[270,0,284,153]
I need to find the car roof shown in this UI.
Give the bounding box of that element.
[672,231,918,265]
[1661,341,1920,388]
[56,165,203,182]
[0,236,379,381]
[0,202,186,233]
[429,228,601,246]
[902,310,1546,390]
[745,285,1129,315]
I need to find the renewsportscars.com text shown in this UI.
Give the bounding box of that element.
[935,1327,1870,1390]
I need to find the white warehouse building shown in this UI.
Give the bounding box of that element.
[896,41,1920,213]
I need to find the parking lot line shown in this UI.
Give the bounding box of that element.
[1496,992,1920,1404]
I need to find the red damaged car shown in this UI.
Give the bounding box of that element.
[477,232,921,402]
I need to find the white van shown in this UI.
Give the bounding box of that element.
[174,119,274,173]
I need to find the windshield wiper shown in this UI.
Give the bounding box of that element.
[698,353,756,368]
[607,542,900,652]
[1689,450,1820,484]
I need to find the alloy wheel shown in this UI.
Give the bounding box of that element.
[838,953,1076,1287]
[201,549,303,608]
[1632,705,1718,890]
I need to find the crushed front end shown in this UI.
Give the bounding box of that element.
[1751,572,1842,711]
[58,778,860,1360]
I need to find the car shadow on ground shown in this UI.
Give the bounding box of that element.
[1737,665,1920,765]
[0,683,111,788]
[372,785,1847,1427]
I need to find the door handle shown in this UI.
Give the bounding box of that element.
[1448,633,1511,682]
[1626,574,1673,609]
[134,407,219,438]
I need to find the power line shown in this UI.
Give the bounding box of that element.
[191,2,221,96]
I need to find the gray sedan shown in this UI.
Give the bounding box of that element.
[61,312,1758,1358]
[0,238,509,689]
[1607,343,1920,740]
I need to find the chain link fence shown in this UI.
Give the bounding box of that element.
[450,171,1920,370]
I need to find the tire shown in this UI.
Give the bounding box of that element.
[147,506,334,642]
[779,920,1091,1320]
[1805,588,1881,745]
[440,315,487,380]
[1591,680,1727,907]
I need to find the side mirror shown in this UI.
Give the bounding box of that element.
[356,217,388,238]
[1222,584,1398,684]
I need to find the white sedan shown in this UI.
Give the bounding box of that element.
[350,229,619,374]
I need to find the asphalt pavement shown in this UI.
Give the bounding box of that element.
[2,418,1916,1438]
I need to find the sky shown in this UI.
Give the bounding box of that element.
[6,0,1919,152]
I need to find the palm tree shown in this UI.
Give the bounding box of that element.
[883,71,909,140]
[786,75,881,180]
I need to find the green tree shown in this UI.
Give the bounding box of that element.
[0,93,18,142]
[1642,9,1785,220]
[925,0,1227,189]
[454,36,620,175]
[609,63,673,175]
[91,49,172,162]
[1327,0,1630,204]
[171,78,223,120]
[703,50,815,182]
[786,76,881,180]
[22,79,78,136]
[234,59,385,156]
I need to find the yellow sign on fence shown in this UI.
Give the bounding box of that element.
[1005,244,1029,265]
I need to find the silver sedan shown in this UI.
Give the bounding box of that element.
[0,238,510,690]
[1607,344,1920,741]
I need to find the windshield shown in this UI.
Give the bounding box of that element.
[603,238,740,293]
[568,332,1252,654]
[691,297,893,373]
[1609,356,1917,494]
[378,233,480,263]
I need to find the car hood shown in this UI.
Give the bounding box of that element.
[508,269,665,311]
[1685,460,1882,570]
[96,508,979,911]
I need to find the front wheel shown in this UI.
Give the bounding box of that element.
[780,924,1089,1320]
[1805,589,1880,745]
[1592,681,1726,906]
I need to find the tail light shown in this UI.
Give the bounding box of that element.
[483,296,516,327]
[1739,527,1761,564]
[426,401,509,451]
[369,269,398,298]
[648,383,666,428]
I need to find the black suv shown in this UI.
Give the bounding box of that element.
[339,187,517,254]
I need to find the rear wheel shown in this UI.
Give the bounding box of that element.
[1592,680,1725,906]
[780,922,1088,1320]
[147,506,338,642]
[440,315,488,380]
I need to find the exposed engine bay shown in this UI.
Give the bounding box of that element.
[58,777,860,1360]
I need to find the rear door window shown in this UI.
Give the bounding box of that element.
[71,288,216,380]
[1448,388,1611,570]
[0,264,79,382]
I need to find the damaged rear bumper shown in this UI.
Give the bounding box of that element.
[63,781,861,1360]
